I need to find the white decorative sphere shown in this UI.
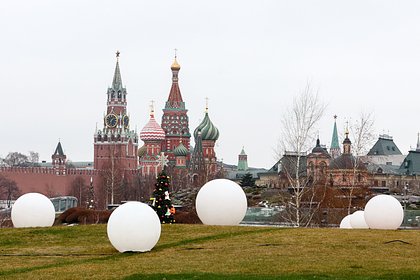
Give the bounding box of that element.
[196,179,247,225]
[364,195,403,230]
[339,214,353,229]
[11,193,55,228]
[349,210,369,229]
[107,202,161,253]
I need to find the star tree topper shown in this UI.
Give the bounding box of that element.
[157,152,169,167]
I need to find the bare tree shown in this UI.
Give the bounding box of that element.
[0,175,20,208]
[98,144,125,207]
[278,83,326,227]
[168,167,189,193]
[68,176,88,207]
[28,151,40,166]
[346,111,375,214]
[3,152,29,167]
[350,112,375,157]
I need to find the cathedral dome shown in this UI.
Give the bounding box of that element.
[173,141,189,157]
[137,145,147,157]
[140,113,166,141]
[194,112,219,141]
[310,138,330,157]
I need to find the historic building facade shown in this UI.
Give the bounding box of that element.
[0,53,221,209]
[138,57,220,181]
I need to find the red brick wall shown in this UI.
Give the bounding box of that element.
[0,167,97,197]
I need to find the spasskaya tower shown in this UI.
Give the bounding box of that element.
[93,52,138,170]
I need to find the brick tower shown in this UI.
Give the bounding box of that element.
[237,147,248,171]
[93,52,138,171]
[52,141,66,175]
[161,56,191,164]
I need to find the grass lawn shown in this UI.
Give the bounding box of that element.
[0,224,418,279]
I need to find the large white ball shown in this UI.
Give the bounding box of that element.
[196,179,247,225]
[349,210,369,229]
[107,201,161,253]
[364,195,403,230]
[11,193,55,228]
[339,214,353,229]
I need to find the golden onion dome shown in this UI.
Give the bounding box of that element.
[171,57,181,70]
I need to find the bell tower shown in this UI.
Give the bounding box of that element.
[93,52,138,170]
[52,141,67,175]
[161,54,191,164]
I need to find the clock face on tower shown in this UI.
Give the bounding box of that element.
[123,115,129,128]
[105,114,118,128]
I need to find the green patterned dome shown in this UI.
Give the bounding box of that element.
[173,141,189,156]
[194,112,219,141]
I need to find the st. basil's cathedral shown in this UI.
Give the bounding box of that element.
[137,55,219,178]
[0,52,220,208]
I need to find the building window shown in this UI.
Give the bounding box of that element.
[381,181,386,187]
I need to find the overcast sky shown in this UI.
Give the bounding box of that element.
[1,0,420,168]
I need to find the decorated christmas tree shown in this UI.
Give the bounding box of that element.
[151,170,175,224]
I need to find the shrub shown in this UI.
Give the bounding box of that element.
[56,207,111,225]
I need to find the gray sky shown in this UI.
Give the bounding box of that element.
[1,0,420,168]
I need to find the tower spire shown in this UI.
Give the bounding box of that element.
[150,100,155,117]
[330,115,341,158]
[166,52,183,108]
[112,50,123,89]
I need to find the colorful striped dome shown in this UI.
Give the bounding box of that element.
[194,111,219,141]
[140,113,166,141]
[173,141,189,156]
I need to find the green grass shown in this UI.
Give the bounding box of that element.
[0,224,418,279]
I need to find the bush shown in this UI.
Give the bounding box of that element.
[174,210,202,224]
[56,207,111,225]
